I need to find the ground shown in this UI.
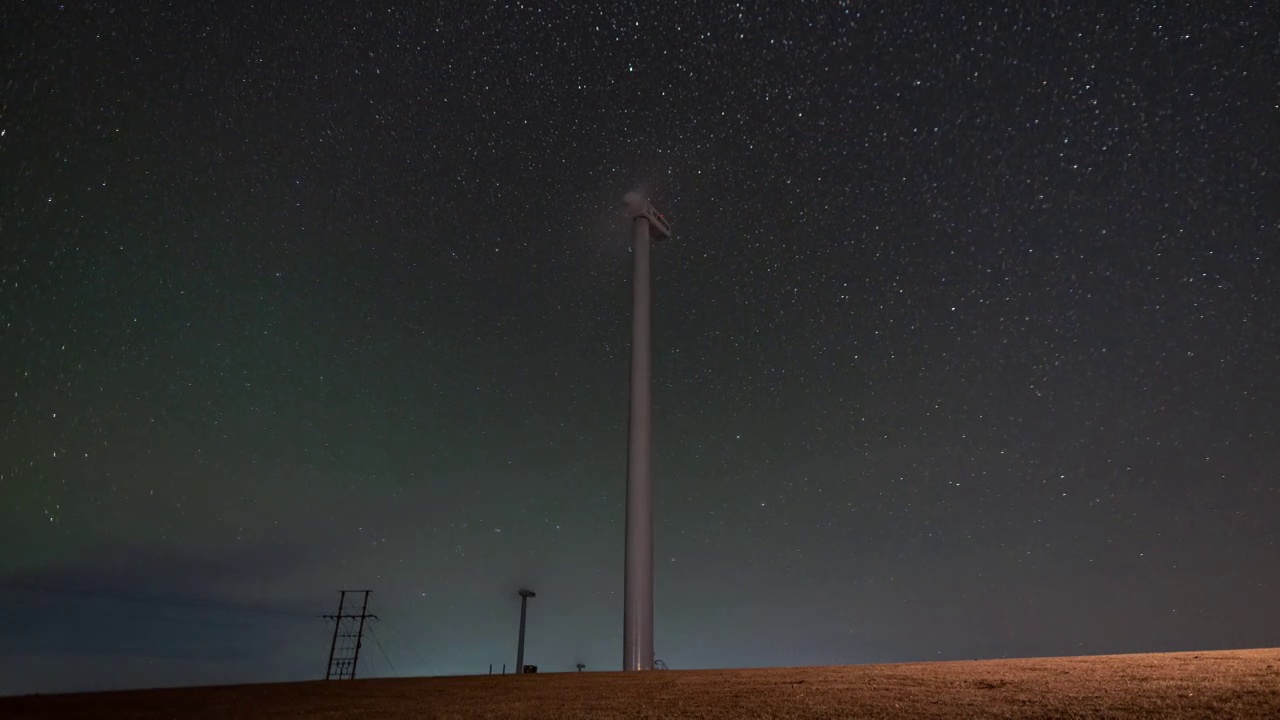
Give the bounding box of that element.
[4,648,1278,719]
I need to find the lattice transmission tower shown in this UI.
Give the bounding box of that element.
[322,589,377,679]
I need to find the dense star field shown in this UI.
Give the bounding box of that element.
[3,1,1277,696]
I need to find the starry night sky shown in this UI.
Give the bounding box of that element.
[3,1,1278,696]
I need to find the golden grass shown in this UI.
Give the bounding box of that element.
[3,648,1278,719]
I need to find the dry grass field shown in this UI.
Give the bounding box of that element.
[3,648,1277,719]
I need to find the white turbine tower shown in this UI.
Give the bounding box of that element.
[620,191,671,672]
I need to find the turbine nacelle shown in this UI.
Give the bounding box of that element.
[623,192,672,240]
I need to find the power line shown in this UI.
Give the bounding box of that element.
[368,624,398,677]
[372,616,429,671]
[1,599,298,632]
[0,581,321,619]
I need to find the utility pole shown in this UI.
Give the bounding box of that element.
[350,590,372,678]
[620,191,671,671]
[515,588,536,674]
[324,591,346,680]
[322,590,377,680]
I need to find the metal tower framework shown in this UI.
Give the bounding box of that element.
[323,589,377,680]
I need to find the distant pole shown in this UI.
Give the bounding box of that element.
[516,588,536,673]
[489,663,493,675]
[621,192,670,672]
[324,591,347,680]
